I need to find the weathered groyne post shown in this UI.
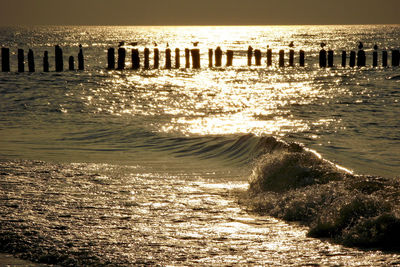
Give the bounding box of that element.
[175,48,180,69]
[226,50,233,66]
[18,49,24,72]
[2,48,10,72]
[319,48,327,68]
[185,48,190,68]
[28,49,35,72]
[208,49,213,67]
[254,49,261,66]
[357,42,366,67]
[392,50,400,67]
[191,49,200,69]
[43,51,49,72]
[154,48,159,69]
[382,50,388,67]
[117,47,126,70]
[299,50,305,67]
[247,46,253,66]
[349,51,356,67]
[341,51,346,67]
[69,56,75,71]
[267,49,272,67]
[289,49,294,67]
[328,50,334,67]
[279,50,284,67]
[55,45,63,72]
[144,48,150,69]
[132,49,140,70]
[165,48,171,69]
[78,46,84,71]
[107,48,115,69]
[215,46,222,67]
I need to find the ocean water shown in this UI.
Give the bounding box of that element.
[0,25,400,265]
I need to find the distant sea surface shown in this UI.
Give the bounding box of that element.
[0,25,400,265]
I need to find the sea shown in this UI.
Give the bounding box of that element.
[0,25,399,266]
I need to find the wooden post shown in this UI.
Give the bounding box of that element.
[55,45,63,72]
[165,48,171,69]
[43,51,49,72]
[373,51,378,67]
[28,49,35,72]
[144,48,150,69]
[341,51,346,67]
[175,48,180,68]
[215,47,222,67]
[254,49,261,66]
[357,49,366,67]
[208,49,213,67]
[328,50,334,67]
[392,50,400,67]
[78,47,84,70]
[267,49,272,67]
[18,49,24,72]
[69,56,75,71]
[185,48,190,68]
[107,48,115,69]
[226,50,233,66]
[131,49,140,70]
[1,48,10,72]
[349,51,356,67]
[117,47,126,70]
[382,51,388,67]
[299,50,305,67]
[279,50,284,67]
[289,49,294,67]
[319,49,326,68]
[247,46,253,66]
[191,49,200,69]
[154,48,159,69]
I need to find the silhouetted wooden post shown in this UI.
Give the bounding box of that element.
[131,49,140,69]
[341,51,346,67]
[349,51,356,67]
[175,48,180,68]
[43,51,49,72]
[279,50,284,67]
[144,48,150,69]
[319,49,326,68]
[69,56,75,71]
[55,45,63,72]
[254,49,261,66]
[299,50,305,67]
[78,47,84,70]
[382,51,388,67]
[357,49,366,67]
[185,48,190,68]
[328,50,334,67]
[373,50,378,67]
[117,47,126,70]
[267,49,272,67]
[226,50,233,66]
[18,49,24,72]
[28,49,34,72]
[165,48,171,69]
[1,48,10,72]
[289,49,294,67]
[154,48,159,69]
[191,49,200,69]
[215,47,222,67]
[208,49,213,67]
[392,50,400,67]
[247,46,253,66]
[107,48,115,69]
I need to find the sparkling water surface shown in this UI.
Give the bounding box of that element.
[0,25,400,265]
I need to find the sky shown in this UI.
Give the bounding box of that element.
[0,0,399,26]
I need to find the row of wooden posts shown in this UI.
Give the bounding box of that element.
[1,45,400,72]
